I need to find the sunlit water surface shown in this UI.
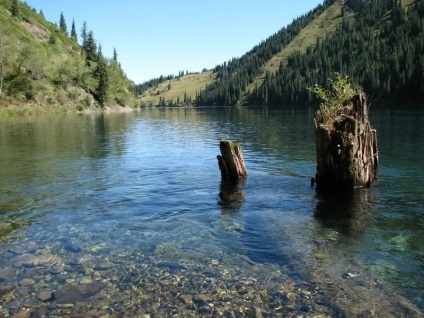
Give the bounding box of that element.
[0,106,423,316]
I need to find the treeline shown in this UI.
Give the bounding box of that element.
[248,0,424,105]
[195,0,337,106]
[0,0,135,109]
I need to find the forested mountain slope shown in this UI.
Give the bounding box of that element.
[246,0,424,105]
[188,0,422,107]
[0,0,136,113]
[241,0,349,105]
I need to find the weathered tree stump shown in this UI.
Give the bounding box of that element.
[314,92,378,189]
[217,140,247,183]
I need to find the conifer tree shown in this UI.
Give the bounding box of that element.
[11,0,19,17]
[39,9,44,19]
[97,43,103,58]
[59,12,68,36]
[84,30,97,65]
[81,21,88,48]
[96,56,109,105]
[71,19,78,41]
[113,48,118,61]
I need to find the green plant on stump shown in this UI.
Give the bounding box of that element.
[310,74,362,127]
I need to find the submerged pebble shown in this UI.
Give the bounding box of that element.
[0,235,421,318]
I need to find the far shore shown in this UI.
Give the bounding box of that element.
[0,101,141,116]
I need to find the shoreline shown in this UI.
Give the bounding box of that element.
[0,102,140,116]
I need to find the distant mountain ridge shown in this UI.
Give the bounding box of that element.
[137,0,424,107]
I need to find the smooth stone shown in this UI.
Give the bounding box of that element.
[80,276,92,284]
[0,284,15,295]
[56,274,68,284]
[89,243,108,253]
[54,282,106,304]
[0,267,16,281]
[17,289,31,297]
[287,292,297,302]
[11,254,61,268]
[38,290,54,302]
[211,260,220,266]
[19,278,35,287]
[54,289,82,305]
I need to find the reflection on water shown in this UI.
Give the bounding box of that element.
[0,107,422,316]
[219,179,246,212]
[314,188,372,238]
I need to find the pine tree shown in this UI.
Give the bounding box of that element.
[39,9,45,19]
[81,21,88,48]
[84,30,97,65]
[113,48,118,61]
[97,43,103,57]
[59,12,68,36]
[11,0,19,17]
[96,56,109,106]
[70,19,78,41]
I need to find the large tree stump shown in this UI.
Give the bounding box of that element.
[315,92,378,189]
[217,140,247,183]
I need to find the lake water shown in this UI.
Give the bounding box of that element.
[0,106,423,317]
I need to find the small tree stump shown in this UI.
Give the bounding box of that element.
[315,92,378,189]
[217,140,247,182]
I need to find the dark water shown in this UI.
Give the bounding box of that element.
[0,106,423,315]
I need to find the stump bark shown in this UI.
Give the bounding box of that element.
[315,92,378,189]
[217,140,247,183]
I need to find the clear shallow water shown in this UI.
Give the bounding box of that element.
[0,107,423,316]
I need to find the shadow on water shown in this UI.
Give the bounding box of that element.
[218,178,296,272]
[218,179,246,214]
[314,188,372,238]
[216,179,247,236]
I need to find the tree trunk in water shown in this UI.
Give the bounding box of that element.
[217,140,247,183]
[315,93,378,189]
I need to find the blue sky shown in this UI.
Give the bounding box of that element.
[24,1,324,84]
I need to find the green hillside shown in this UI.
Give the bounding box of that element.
[0,0,137,114]
[138,0,423,107]
[138,71,216,107]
